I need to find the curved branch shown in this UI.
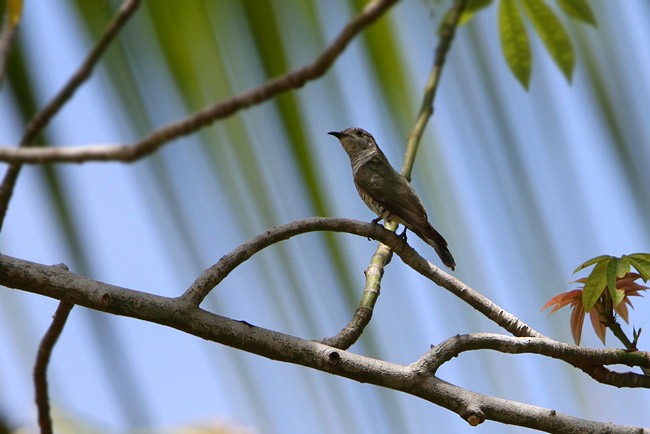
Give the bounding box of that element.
[180,217,541,342]
[320,245,391,349]
[34,300,75,434]
[414,333,650,387]
[181,218,392,305]
[0,253,647,432]
[0,0,398,165]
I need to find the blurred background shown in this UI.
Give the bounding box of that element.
[1,0,649,432]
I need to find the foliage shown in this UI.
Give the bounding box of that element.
[544,254,650,346]
[443,0,597,88]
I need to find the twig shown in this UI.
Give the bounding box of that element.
[1,253,649,431]
[34,301,74,434]
[414,332,650,373]
[606,317,650,376]
[0,0,141,230]
[402,0,467,179]
[323,0,468,349]
[320,249,391,349]
[0,0,398,165]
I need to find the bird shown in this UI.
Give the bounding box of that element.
[328,127,455,270]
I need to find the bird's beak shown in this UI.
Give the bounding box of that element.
[327,131,343,139]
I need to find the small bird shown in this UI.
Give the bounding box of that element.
[328,127,455,270]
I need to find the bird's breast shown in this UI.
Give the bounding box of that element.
[356,185,392,221]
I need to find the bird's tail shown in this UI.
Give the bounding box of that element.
[419,224,456,271]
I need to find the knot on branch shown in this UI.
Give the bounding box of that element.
[327,350,341,364]
[462,405,485,426]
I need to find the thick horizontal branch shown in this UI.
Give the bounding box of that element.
[0,253,646,432]
[0,0,397,164]
[4,216,648,384]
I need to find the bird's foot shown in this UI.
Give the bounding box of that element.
[367,217,383,241]
[398,227,408,241]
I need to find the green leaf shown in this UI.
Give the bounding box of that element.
[582,258,609,311]
[499,0,531,89]
[627,253,650,262]
[520,0,575,83]
[626,255,650,282]
[616,256,630,277]
[606,258,624,307]
[573,254,611,273]
[556,0,597,26]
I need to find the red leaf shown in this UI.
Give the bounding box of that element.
[589,306,606,345]
[570,303,586,345]
[542,289,582,314]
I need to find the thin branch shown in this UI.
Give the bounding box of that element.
[179,217,538,338]
[21,0,141,147]
[1,253,648,431]
[402,0,466,179]
[319,304,374,349]
[324,0,468,350]
[413,333,650,385]
[34,301,75,434]
[0,0,141,231]
[181,218,394,306]
[320,249,391,348]
[0,0,398,165]
[607,316,637,349]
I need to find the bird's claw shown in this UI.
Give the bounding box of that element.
[367,217,382,240]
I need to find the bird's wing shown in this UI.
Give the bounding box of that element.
[355,155,430,228]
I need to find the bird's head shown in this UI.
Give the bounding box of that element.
[328,127,379,159]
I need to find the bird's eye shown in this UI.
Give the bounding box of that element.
[355,130,363,137]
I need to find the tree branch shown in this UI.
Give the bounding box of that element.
[34,300,75,434]
[178,216,650,388]
[414,333,650,387]
[0,0,141,230]
[320,248,390,349]
[0,0,398,165]
[180,217,540,342]
[0,250,647,432]
[7,215,649,385]
[401,0,466,179]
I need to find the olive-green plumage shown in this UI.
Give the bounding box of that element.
[328,127,456,270]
